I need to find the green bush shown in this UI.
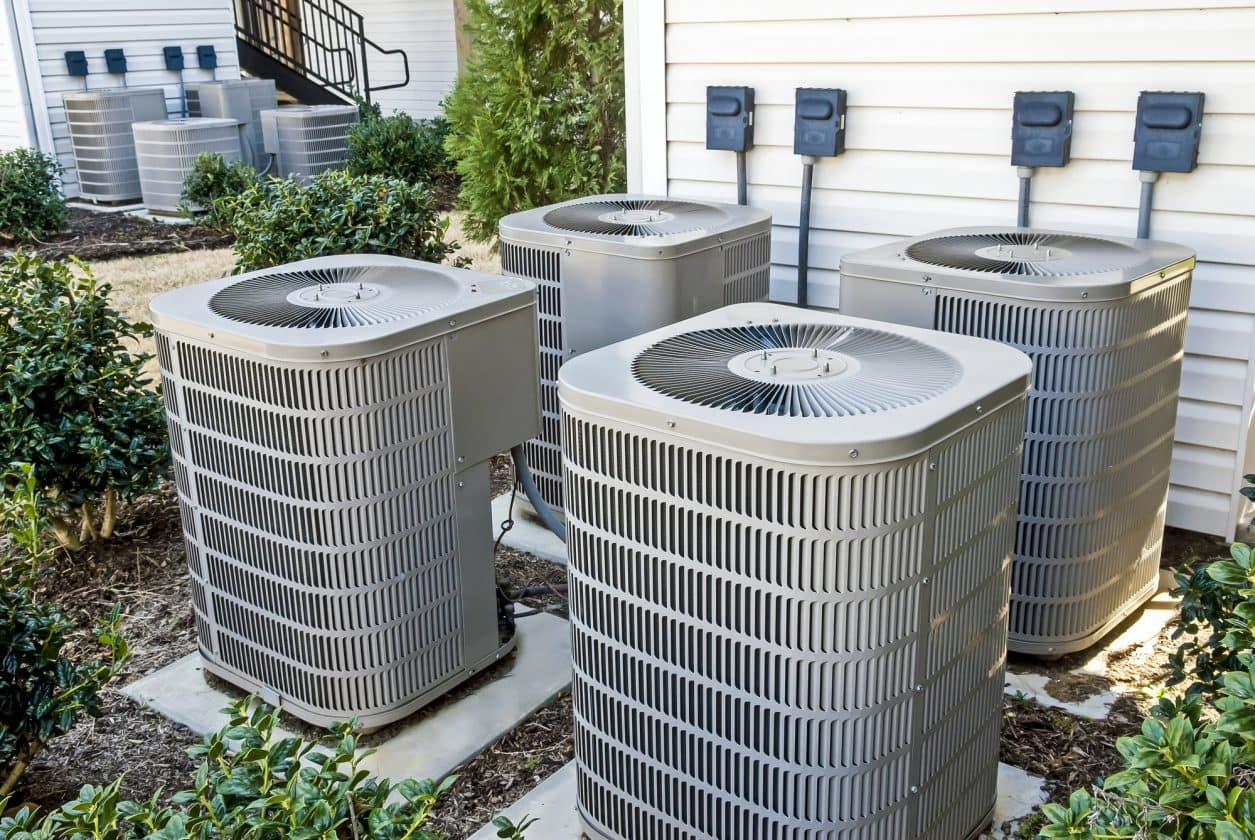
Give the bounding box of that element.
[0,465,130,797]
[0,149,69,242]
[444,0,626,242]
[0,254,168,548]
[221,169,457,272]
[1039,544,1255,839]
[0,697,532,838]
[180,151,258,229]
[346,113,453,185]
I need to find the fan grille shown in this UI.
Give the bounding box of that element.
[632,323,961,417]
[209,266,460,329]
[905,231,1141,277]
[543,199,726,237]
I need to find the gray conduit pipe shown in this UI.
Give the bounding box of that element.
[1016,166,1034,228]
[736,150,748,206]
[1136,171,1158,239]
[797,156,816,308]
[511,445,566,542]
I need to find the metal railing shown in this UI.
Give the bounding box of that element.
[234,0,410,102]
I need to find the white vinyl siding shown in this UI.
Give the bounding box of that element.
[627,1,1255,539]
[24,0,240,196]
[0,4,35,151]
[354,0,457,119]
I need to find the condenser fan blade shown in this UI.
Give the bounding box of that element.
[905,231,1141,277]
[542,198,728,237]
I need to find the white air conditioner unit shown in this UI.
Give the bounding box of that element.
[260,105,359,180]
[132,117,243,213]
[560,301,1031,840]
[149,255,541,729]
[499,194,773,513]
[63,88,168,202]
[841,227,1195,656]
[185,79,277,169]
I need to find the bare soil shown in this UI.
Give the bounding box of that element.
[5,209,232,263]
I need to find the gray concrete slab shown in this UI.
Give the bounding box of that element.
[492,492,568,565]
[127,208,194,225]
[123,612,571,786]
[467,761,1046,839]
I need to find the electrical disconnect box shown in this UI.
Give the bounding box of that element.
[64,51,88,77]
[1012,91,1075,168]
[706,86,754,152]
[1133,91,1205,173]
[104,49,127,75]
[793,88,847,157]
[196,45,218,70]
[163,46,184,71]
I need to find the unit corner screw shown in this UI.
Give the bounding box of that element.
[921,576,930,584]
[914,684,924,693]
[320,350,329,358]
[848,448,859,458]
[666,420,676,428]
[910,785,920,794]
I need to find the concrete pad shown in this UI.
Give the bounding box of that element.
[991,762,1049,839]
[468,761,580,840]
[360,612,570,783]
[66,200,145,214]
[126,208,193,225]
[467,760,1043,839]
[1004,570,1180,719]
[492,492,568,565]
[123,613,571,786]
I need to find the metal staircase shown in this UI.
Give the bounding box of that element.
[234,0,409,105]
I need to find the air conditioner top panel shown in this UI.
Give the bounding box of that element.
[264,104,358,120]
[499,193,772,259]
[64,87,166,107]
[150,255,535,362]
[134,117,241,132]
[559,301,1031,465]
[841,226,1195,302]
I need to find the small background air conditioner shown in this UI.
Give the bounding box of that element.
[560,301,1031,839]
[185,79,277,169]
[149,255,541,728]
[63,88,168,202]
[260,105,359,180]
[498,194,773,512]
[840,227,1195,656]
[133,117,243,213]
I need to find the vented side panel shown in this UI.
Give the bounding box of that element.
[563,397,1025,839]
[270,109,358,180]
[934,271,1190,652]
[158,337,466,723]
[134,122,242,212]
[502,241,566,510]
[722,231,771,304]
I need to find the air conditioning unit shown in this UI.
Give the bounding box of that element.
[185,79,277,169]
[133,117,243,213]
[261,105,359,180]
[561,301,1031,840]
[149,255,541,729]
[499,194,773,513]
[63,88,168,202]
[840,227,1195,656]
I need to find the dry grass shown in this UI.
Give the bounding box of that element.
[447,211,501,274]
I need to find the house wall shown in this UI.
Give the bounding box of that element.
[353,0,458,118]
[624,0,1255,539]
[20,0,241,196]
[0,4,37,151]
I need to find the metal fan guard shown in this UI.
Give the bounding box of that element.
[543,198,726,237]
[209,265,461,328]
[905,231,1142,277]
[631,323,962,417]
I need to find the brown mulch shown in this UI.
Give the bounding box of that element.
[1162,525,1229,570]
[4,209,232,263]
[1001,694,1143,801]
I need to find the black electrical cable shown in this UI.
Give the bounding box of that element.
[510,445,566,542]
[797,159,814,308]
[736,150,748,206]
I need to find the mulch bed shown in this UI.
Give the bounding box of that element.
[3,209,232,263]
